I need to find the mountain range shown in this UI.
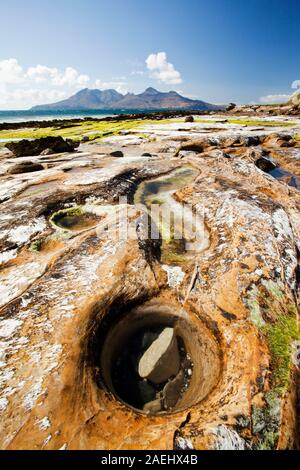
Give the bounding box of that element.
[31,87,223,111]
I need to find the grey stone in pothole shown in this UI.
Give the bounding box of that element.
[138,328,180,384]
[143,398,163,414]
[162,370,185,410]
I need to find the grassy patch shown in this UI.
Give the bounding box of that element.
[247,282,299,394]
[263,314,300,393]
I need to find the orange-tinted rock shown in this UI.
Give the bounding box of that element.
[0,115,299,451]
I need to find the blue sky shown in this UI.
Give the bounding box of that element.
[0,0,299,109]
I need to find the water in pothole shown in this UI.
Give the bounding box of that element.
[134,166,199,206]
[268,167,300,190]
[98,301,221,415]
[50,207,102,232]
[257,156,300,190]
[134,166,209,264]
[111,326,193,413]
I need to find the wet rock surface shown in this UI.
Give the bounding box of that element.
[0,114,299,450]
[110,325,192,413]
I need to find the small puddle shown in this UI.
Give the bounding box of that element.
[98,301,221,415]
[50,207,102,232]
[134,166,198,205]
[134,166,209,264]
[257,157,300,190]
[268,167,300,190]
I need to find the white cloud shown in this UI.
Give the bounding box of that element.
[0,58,91,109]
[26,65,89,87]
[146,52,182,85]
[95,79,128,94]
[0,58,23,85]
[259,94,291,104]
[292,80,300,89]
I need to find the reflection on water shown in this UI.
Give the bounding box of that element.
[269,167,300,190]
[54,213,100,232]
[134,166,209,265]
[135,166,199,207]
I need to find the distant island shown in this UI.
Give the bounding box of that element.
[31,87,224,112]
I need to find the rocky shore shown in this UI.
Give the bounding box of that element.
[1,100,299,132]
[0,111,212,132]
[0,112,299,450]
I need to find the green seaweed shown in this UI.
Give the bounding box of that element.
[192,118,297,127]
[228,119,296,128]
[2,117,296,145]
[0,118,175,143]
[50,206,84,229]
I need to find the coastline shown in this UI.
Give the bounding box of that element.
[0,108,213,125]
[0,109,214,131]
[1,103,300,129]
[0,108,299,147]
[0,109,118,124]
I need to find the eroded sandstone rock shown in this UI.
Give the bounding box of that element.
[0,115,299,451]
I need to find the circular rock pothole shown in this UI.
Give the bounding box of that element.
[97,300,221,415]
[50,206,102,232]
